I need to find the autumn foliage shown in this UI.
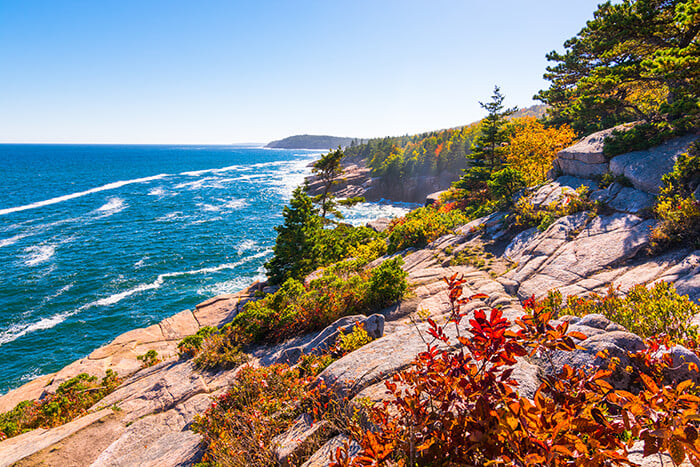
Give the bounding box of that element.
[506,117,577,185]
[333,274,700,466]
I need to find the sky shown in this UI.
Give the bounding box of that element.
[0,1,604,144]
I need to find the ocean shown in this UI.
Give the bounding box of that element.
[0,145,411,394]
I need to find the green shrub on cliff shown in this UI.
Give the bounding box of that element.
[386,206,469,253]
[0,370,121,440]
[541,281,699,341]
[650,141,700,251]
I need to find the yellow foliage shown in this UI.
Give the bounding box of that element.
[506,117,577,185]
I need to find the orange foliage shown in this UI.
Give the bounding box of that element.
[507,117,577,185]
[332,275,700,466]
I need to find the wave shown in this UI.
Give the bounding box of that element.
[95,197,127,217]
[197,273,266,296]
[148,187,166,197]
[0,310,74,345]
[237,239,258,254]
[23,244,56,266]
[0,174,169,216]
[85,250,271,309]
[0,234,27,248]
[180,164,245,177]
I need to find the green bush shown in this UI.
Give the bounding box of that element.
[541,281,699,341]
[177,326,218,358]
[386,206,469,253]
[0,370,121,440]
[365,257,408,307]
[650,141,700,251]
[136,349,159,368]
[603,122,677,158]
[226,259,407,347]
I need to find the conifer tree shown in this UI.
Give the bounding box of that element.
[265,186,321,285]
[455,86,516,194]
[311,147,343,219]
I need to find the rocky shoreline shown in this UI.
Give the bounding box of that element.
[1,129,698,466]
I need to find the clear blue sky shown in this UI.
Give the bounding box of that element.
[0,1,603,144]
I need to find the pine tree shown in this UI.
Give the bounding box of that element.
[311,147,343,219]
[265,186,321,285]
[455,86,516,193]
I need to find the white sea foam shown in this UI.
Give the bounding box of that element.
[0,311,74,345]
[179,164,245,177]
[0,234,27,248]
[134,257,148,268]
[84,250,271,309]
[223,199,247,210]
[237,239,258,254]
[95,197,127,217]
[198,274,266,296]
[23,244,56,266]
[0,174,169,216]
[338,201,414,227]
[148,187,166,196]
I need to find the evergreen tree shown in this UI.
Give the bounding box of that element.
[470,86,517,171]
[265,186,321,285]
[455,86,516,195]
[311,147,344,219]
[536,0,699,135]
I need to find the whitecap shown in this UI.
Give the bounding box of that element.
[223,199,247,210]
[237,239,258,254]
[338,201,414,227]
[156,211,186,222]
[148,187,166,196]
[134,257,148,268]
[179,164,245,177]
[95,197,127,217]
[0,173,169,216]
[0,233,27,248]
[23,244,56,266]
[0,311,74,346]
[197,274,266,296]
[84,250,271,308]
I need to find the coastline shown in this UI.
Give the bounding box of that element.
[0,283,262,413]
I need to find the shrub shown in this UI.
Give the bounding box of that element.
[541,281,699,341]
[0,370,122,440]
[331,276,700,466]
[337,323,373,355]
[177,326,218,358]
[224,259,408,347]
[193,333,248,371]
[193,355,339,467]
[136,350,160,368]
[650,141,700,251]
[510,185,596,231]
[313,224,382,268]
[386,206,470,253]
[365,257,408,307]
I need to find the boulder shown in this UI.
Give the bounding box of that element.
[609,134,697,194]
[553,124,633,178]
[425,190,447,206]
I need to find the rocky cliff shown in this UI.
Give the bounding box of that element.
[1,130,698,466]
[305,160,458,204]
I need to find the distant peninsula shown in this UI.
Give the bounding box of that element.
[265,134,362,150]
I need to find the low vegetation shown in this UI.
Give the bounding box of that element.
[193,324,375,466]
[541,281,700,341]
[650,141,700,251]
[0,371,121,440]
[332,275,700,466]
[385,205,470,253]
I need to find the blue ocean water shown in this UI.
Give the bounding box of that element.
[0,145,410,394]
